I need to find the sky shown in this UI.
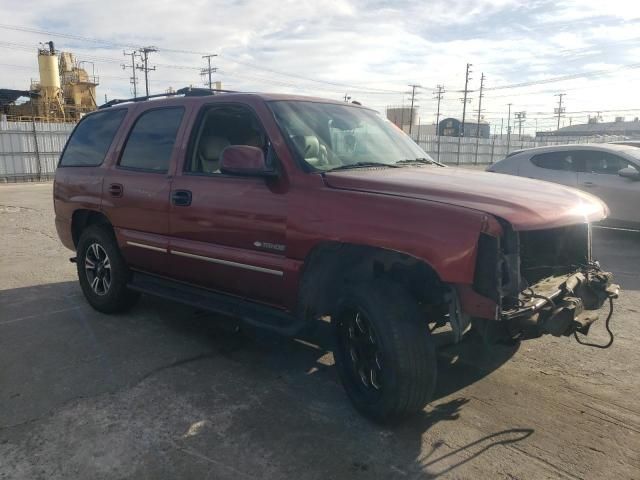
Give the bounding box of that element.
[1,0,640,134]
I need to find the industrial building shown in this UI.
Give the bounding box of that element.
[0,41,99,122]
[386,106,417,129]
[438,117,490,138]
[536,117,640,140]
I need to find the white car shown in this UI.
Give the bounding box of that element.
[487,144,640,229]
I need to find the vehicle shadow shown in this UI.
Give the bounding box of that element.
[0,280,528,478]
[592,227,640,291]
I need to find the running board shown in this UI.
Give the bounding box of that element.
[127,272,304,336]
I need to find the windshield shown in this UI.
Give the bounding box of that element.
[269,100,436,171]
[622,147,640,166]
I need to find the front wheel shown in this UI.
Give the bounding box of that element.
[332,278,437,423]
[76,225,139,313]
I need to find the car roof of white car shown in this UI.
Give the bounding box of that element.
[507,143,638,158]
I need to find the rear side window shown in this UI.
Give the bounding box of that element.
[530,151,577,171]
[119,107,184,172]
[59,109,127,166]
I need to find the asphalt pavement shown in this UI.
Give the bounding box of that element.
[1,182,639,479]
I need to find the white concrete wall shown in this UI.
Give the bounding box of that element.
[413,134,628,165]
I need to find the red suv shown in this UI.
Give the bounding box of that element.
[54,89,618,422]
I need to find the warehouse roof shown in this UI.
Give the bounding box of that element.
[0,89,38,108]
[548,120,640,136]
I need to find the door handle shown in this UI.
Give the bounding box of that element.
[108,183,123,197]
[171,190,192,206]
[583,181,595,187]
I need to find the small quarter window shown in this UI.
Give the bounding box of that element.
[59,109,126,166]
[119,107,184,172]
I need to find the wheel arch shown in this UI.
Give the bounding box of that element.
[297,241,450,322]
[71,209,113,247]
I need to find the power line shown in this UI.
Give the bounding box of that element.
[484,64,640,91]
[0,23,405,95]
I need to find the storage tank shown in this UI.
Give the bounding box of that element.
[38,51,61,90]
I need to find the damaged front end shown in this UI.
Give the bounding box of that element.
[474,223,619,340]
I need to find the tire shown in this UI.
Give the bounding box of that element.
[76,224,139,313]
[332,278,437,423]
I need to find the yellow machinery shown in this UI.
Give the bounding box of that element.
[3,41,99,122]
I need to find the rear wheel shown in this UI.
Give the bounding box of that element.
[333,278,437,423]
[76,225,139,313]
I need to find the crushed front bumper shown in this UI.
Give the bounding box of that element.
[501,269,620,339]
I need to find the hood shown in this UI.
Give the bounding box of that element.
[323,167,609,231]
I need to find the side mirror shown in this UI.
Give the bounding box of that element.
[618,167,640,180]
[220,145,277,177]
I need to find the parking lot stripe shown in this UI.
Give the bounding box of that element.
[0,305,83,326]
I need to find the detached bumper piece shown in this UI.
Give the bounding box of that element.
[502,269,619,340]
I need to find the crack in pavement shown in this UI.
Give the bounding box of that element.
[0,351,218,432]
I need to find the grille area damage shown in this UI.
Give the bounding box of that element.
[474,223,619,339]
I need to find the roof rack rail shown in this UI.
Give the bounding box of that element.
[98,86,240,109]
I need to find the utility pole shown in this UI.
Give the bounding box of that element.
[433,85,445,163]
[122,50,138,97]
[201,54,218,89]
[554,93,566,131]
[408,84,420,135]
[136,46,158,97]
[457,63,472,165]
[515,111,526,137]
[460,63,472,137]
[474,73,485,165]
[506,103,512,154]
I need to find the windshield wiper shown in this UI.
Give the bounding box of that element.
[326,162,400,172]
[396,157,445,167]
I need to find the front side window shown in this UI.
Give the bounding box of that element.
[119,107,184,172]
[186,105,269,175]
[530,151,577,171]
[59,109,127,166]
[269,101,435,171]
